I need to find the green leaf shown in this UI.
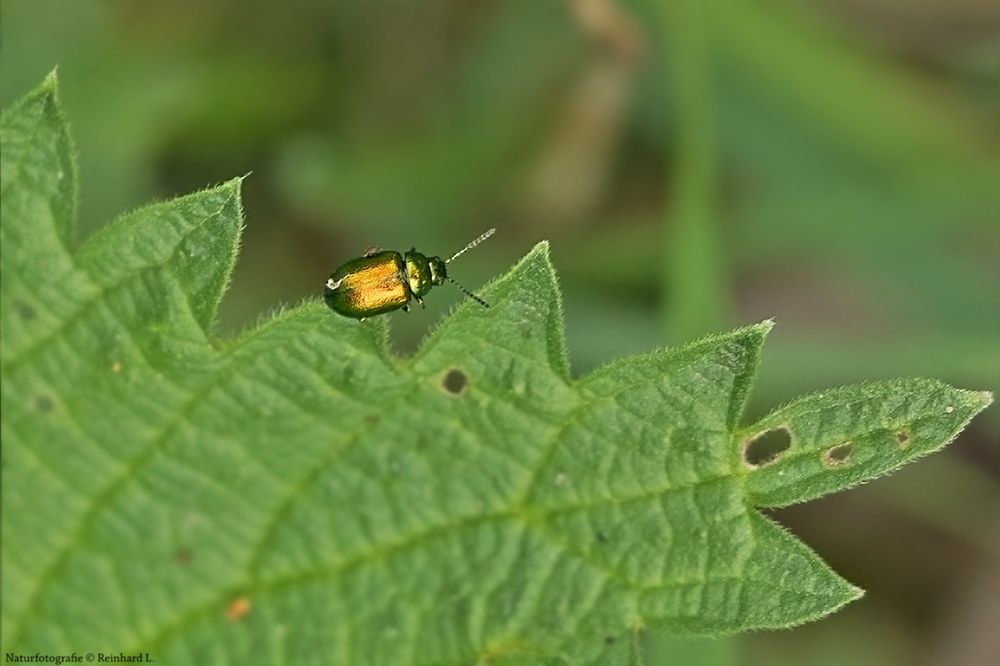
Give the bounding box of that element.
[1,73,992,665]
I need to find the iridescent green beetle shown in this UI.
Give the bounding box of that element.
[324,229,495,320]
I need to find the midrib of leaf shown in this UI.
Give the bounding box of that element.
[137,478,750,659]
[122,308,755,659]
[4,242,226,647]
[1,170,248,632]
[4,302,385,648]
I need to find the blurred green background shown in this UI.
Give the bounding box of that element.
[2,0,997,663]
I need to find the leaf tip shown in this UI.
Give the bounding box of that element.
[20,68,63,112]
[42,67,60,92]
[795,562,866,627]
[816,580,865,621]
[971,390,993,410]
[744,318,776,342]
[737,318,775,348]
[223,174,246,194]
[950,387,993,419]
[503,240,556,278]
[216,175,247,222]
[527,239,551,259]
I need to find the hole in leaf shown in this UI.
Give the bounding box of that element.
[895,429,911,448]
[743,427,791,467]
[605,636,617,644]
[442,368,468,395]
[823,442,853,467]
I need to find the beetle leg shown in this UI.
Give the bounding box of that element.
[363,246,381,257]
[414,295,425,309]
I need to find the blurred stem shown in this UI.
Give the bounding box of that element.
[656,0,728,343]
[711,0,974,165]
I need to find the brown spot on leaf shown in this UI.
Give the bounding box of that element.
[822,442,854,467]
[226,596,251,622]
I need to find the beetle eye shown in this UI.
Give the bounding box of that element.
[429,259,446,284]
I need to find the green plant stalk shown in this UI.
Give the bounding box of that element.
[657,0,729,344]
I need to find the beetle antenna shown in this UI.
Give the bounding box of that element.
[447,228,495,263]
[447,277,490,308]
